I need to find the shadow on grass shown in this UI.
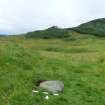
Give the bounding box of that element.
[45,47,96,53]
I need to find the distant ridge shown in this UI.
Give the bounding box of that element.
[25,26,69,39]
[25,18,105,38]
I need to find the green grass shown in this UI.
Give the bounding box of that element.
[1,35,105,105]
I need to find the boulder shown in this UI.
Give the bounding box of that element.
[39,80,64,93]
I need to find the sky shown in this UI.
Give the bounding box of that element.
[0,0,105,34]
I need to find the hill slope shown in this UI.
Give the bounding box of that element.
[26,26,70,39]
[73,18,105,36]
[25,18,105,38]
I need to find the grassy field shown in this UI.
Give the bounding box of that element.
[1,35,105,105]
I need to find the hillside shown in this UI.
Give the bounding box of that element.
[25,26,70,39]
[25,18,105,38]
[1,18,105,105]
[73,18,105,36]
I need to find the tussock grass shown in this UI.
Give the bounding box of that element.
[1,36,105,105]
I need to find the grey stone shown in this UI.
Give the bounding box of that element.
[39,80,64,93]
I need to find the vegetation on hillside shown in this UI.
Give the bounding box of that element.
[1,18,105,105]
[25,26,70,39]
[25,18,105,39]
[73,18,105,36]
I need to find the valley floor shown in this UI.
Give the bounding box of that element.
[0,36,105,105]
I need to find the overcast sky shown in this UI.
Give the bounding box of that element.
[0,0,105,34]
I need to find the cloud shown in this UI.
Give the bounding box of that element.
[0,0,105,34]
